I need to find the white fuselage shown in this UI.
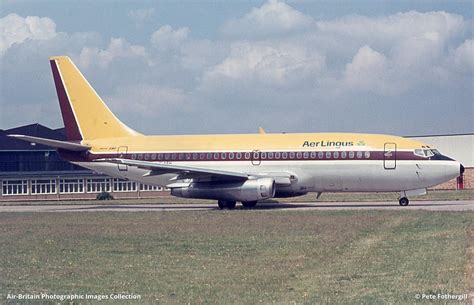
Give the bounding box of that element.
[74,155,461,194]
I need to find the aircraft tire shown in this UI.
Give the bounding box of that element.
[399,197,409,206]
[218,200,236,209]
[241,201,257,208]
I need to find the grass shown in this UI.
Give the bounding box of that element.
[1,189,473,206]
[0,210,472,304]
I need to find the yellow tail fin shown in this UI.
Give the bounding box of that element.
[49,56,141,141]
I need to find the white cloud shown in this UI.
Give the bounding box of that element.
[202,42,324,88]
[0,13,56,55]
[105,84,187,117]
[452,39,474,73]
[78,38,147,69]
[128,8,155,27]
[221,0,313,38]
[151,25,189,50]
[316,11,465,49]
[344,46,397,95]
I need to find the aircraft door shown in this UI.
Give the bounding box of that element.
[117,146,128,171]
[251,150,261,166]
[383,143,396,170]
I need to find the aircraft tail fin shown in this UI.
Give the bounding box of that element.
[49,56,141,141]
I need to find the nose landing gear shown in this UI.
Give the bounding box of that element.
[398,197,409,206]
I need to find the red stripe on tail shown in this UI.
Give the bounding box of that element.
[50,59,82,141]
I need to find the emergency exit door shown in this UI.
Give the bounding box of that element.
[117,146,128,171]
[384,143,396,170]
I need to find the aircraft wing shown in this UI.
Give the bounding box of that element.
[95,158,295,185]
[95,158,249,182]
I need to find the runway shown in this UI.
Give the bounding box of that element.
[0,200,473,212]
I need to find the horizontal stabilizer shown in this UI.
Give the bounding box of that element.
[8,134,90,151]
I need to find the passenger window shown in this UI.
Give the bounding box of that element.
[349,151,354,159]
[268,152,274,159]
[356,151,362,159]
[229,152,234,160]
[341,151,347,159]
[303,152,309,159]
[207,153,212,160]
[199,153,205,160]
[334,151,339,159]
[325,151,331,159]
[261,152,267,159]
[213,153,219,160]
[157,153,163,160]
[282,152,288,159]
[192,153,198,160]
[296,152,302,159]
[244,152,251,159]
[318,151,324,159]
[236,152,242,159]
[151,153,156,160]
[275,152,281,159]
[364,151,370,159]
[310,152,316,159]
[289,152,295,159]
[221,153,226,160]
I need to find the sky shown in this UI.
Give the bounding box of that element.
[0,0,472,136]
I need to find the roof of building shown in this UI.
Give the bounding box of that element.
[405,133,474,138]
[0,123,65,151]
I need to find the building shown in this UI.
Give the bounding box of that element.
[0,124,166,201]
[0,124,472,201]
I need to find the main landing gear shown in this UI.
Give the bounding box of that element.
[398,197,409,206]
[217,200,236,210]
[217,200,258,209]
[241,201,257,208]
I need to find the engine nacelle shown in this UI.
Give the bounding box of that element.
[171,178,276,202]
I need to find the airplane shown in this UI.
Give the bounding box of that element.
[9,56,464,209]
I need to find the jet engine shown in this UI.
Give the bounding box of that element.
[171,178,276,202]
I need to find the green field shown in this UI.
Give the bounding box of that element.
[0,210,472,304]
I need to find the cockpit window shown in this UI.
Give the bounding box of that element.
[414,149,434,158]
[414,149,425,157]
[424,149,434,157]
[431,149,440,155]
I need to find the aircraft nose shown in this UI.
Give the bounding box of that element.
[460,164,465,175]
